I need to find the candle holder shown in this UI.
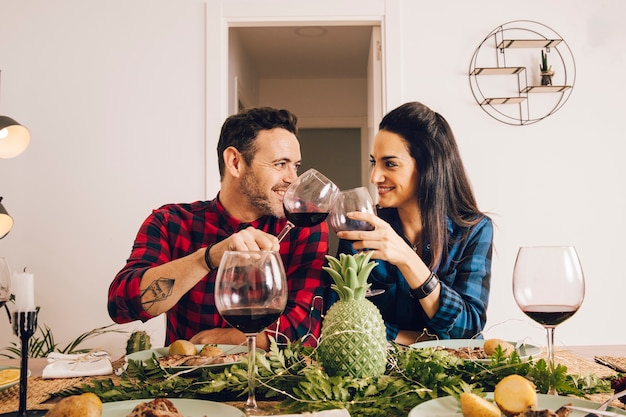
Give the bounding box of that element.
[0,311,47,417]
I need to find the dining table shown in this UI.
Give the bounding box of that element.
[0,344,625,416]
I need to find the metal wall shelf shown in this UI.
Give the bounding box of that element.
[468,21,576,125]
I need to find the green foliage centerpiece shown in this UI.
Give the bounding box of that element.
[318,252,387,378]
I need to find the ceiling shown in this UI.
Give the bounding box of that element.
[232,26,373,79]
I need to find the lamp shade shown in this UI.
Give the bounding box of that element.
[0,196,13,239]
[0,115,31,159]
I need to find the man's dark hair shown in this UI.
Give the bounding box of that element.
[217,107,298,179]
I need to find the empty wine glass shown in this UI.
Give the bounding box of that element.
[214,251,287,415]
[328,186,376,233]
[329,187,383,297]
[512,245,585,395]
[0,257,11,321]
[277,168,339,242]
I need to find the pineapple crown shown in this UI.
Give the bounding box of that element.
[323,252,378,301]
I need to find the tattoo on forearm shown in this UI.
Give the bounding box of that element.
[141,277,174,311]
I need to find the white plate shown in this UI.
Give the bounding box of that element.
[101,398,244,417]
[0,366,30,392]
[409,393,626,417]
[409,339,542,363]
[126,344,247,373]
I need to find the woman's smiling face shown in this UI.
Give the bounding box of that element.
[369,130,420,209]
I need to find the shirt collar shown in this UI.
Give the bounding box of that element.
[214,192,268,232]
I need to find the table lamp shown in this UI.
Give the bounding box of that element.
[0,197,12,239]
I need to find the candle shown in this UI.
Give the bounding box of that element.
[13,271,35,312]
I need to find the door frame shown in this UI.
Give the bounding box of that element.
[204,0,402,198]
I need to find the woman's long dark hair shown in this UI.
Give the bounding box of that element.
[378,101,485,269]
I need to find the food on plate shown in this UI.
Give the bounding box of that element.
[46,392,102,417]
[494,374,538,417]
[157,344,243,367]
[425,339,517,360]
[460,392,501,417]
[167,339,197,355]
[199,344,223,357]
[483,339,515,356]
[513,405,571,417]
[127,398,183,417]
[158,352,244,367]
[0,368,20,385]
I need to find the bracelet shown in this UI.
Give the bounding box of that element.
[204,244,217,271]
[409,272,440,299]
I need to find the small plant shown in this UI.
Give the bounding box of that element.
[540,50,554,86]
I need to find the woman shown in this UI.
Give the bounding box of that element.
[335,101,493,345]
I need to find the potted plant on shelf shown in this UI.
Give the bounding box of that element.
[540,49,554,86]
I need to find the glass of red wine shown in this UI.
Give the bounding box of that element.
[328,187,383,297]
[214,250,287,415]
[277,168,339,242]
[0,258,11,321]
[328,186,376,233]
[512,245,585,394]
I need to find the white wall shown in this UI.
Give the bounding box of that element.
[0,0,206,356]
[1,0,625,358]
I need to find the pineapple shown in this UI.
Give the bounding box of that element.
[125,330,151,354]
[318,252,387,378]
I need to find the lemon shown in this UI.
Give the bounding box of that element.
[168,339,197,355]
[0,369,20,385]
[199,345,223,357]
[460,392,501,417]
[81,392,102,414]
[494,374,537,417]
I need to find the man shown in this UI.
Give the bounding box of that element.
[108,107,329,350]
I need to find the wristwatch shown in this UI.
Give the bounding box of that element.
[409,272,440,299]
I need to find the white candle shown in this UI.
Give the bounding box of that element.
[13,271,35,312]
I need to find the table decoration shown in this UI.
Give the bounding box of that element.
[0,270,47,417]
[50,338,616,417]
[42,351,112,379]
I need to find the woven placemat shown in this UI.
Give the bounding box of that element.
[595,356,626,373]
[549,348,618,379]
[0,376,88,413]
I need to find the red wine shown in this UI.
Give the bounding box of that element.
[285,210,329,227]
[220,307,282,333]
[522,305,578,327]
[331,218,375,233]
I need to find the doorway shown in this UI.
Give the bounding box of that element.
[229,24,381,253]
[229,24,381,189]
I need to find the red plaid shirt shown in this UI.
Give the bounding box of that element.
[108,195,329,346]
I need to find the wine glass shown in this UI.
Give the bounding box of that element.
[214,250,288,415]
[512,245,585,395]
[328,187,383,297]
[328,186,376,233]
[0,257,11,321]
[277,168,339,242]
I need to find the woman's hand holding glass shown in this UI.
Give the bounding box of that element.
[337,212,418,267]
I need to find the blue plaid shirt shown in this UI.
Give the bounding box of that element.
[335,208,493,341]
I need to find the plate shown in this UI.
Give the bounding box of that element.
[101,398,244,417]
[0,366,30,392]
[126,344,247,373]
[409,339,542,363]
[408,393,626,417]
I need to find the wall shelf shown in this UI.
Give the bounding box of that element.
[468,20,576,125]
[497,39,562,49]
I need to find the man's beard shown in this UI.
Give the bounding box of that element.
[240,169,285,218]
